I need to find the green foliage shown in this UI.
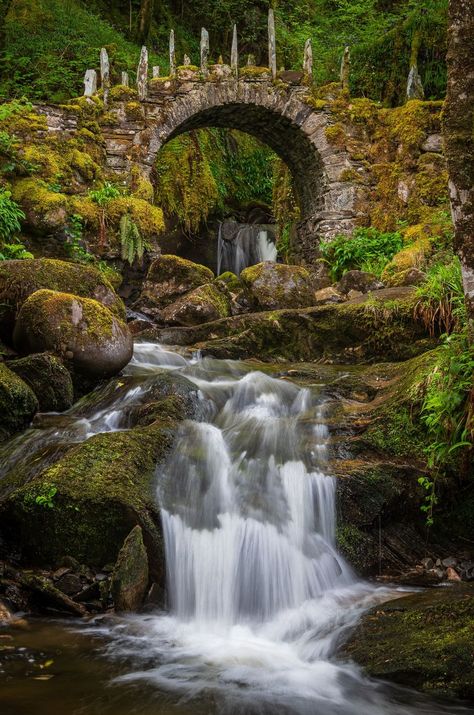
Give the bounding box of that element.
[120,213,145,265]
[414,257,466,336]
[0,188,32,259]
[89,182,121,206]
[321,227,404,280]
[34,484,57,509]
[419,329,474,525]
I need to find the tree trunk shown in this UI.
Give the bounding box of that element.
[0,0,14,67]
[443,0,474,329]
[137,0,154,45]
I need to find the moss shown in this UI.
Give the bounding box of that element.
[163,283,230,326]
[0,363,38,441]
[12,177,68,214]
[385,99,442,156]
[239,66,271,78]
[240,262,314,310]
[177,64,199,72]
[343,586,474,700]
[0,257,125,331]
[130,165,154,202]
[106,196,164,237]
[146,254,214,289]
[324,122,346,146]
[109,84,138,102]
[336,524,374,572]
[382,238,432,280]
[215,271,243,293]
[304,96,327,110]
[8,353,73,413]
[124,101,144,122]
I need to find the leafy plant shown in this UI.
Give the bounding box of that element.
[0,189,25,241]
[89,182,121,248]
[414,257,466,336]
[321,227,403,281]
[120,213,145,265]
[34,485,58,509]
[418,328,474,525]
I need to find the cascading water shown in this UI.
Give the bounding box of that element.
[93,344,469,715]
[217,221,278,275]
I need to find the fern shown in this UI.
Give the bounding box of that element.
[120,214,145,265]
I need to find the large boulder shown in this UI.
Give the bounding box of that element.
[240,262,315,310]
[0,258,125,342]
[161,283,231,326]
[0,363,38,441]
[342,585,474,700]
[111,526,149,611]
[138,255,214,313]
[336,270,384,295]
[13,290,133,378]
[8,353,74,412]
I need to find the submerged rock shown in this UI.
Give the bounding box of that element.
[138,254,214,313]
[0,258,125,342]
[111,525,149,611]
[342,585,474,700]
[0,363,38,441]
[240,262,315,310]
[8,353,74,412]
[161,283,231,326]
[13,290,133,378]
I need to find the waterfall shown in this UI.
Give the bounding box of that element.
[217,221,278,275]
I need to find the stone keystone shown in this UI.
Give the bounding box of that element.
[268,9,277,78]
[100,48,110,105]
[84,69,97,97]
[406,64,425,100]
[303,39,313,78]
[137,46,149,101]
[169,29,176,76]
[121,71,129,87]
[152,66,160,78]
[231,24,238,77]
[201,28,209,76]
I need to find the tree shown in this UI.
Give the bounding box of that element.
[443,0,474,330]
[138,0,154,44]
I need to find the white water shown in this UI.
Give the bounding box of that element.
[93,343,468,715]
[217,222,278,275]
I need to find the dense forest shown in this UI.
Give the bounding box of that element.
[0,1,474,713]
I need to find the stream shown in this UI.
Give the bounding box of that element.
[1,343,472,714]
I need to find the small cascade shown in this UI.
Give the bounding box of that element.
[217,221,278,275]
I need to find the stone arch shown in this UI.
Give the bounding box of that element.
[115,78,362,262]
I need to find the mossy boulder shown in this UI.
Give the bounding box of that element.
[240,262,315,310]
[13,290,133,378]
[111,526,149,611]
[381,238,432,283]
[342,585,474,700]
[0,258,125,341]
[0,363,38,442]
[161,283,231,326]
[8,353,74,412]
[138,254,214,313]
[336,270,384,295]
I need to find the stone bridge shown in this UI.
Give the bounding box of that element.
[40,14,365,263]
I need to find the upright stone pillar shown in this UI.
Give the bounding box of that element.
[121,71,129,87]
[340,45,350,91]
[201,28,209,76]
[406,64,425,100]
[152,66,160,78]
[169,30,176,76]
[183,54,191,66]
[268,9,277,78]
[137,46,149,101]
[303,39,313,79]
[100,48,110,105]
[84,69,97,97]
[231,24,238,77]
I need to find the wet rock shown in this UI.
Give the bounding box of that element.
[111,526,149,611]
[442,556,457,568]
[421,557,434,570]
[342,585,474,700]
[138,255,214,312]
[421,133,442,153]
[336,270,384,295]
[0,258,125,342]
[447,566,461,581]
[313,286,345,304]
[383,267,426,287]
[55,573,83,596]
[0,363,38,442]
[8,353,74,412]
[13,290,133,378]
[20,574,86,616]
[240,262,315,310]
[161,283,231,326]
[0,599,13,624]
